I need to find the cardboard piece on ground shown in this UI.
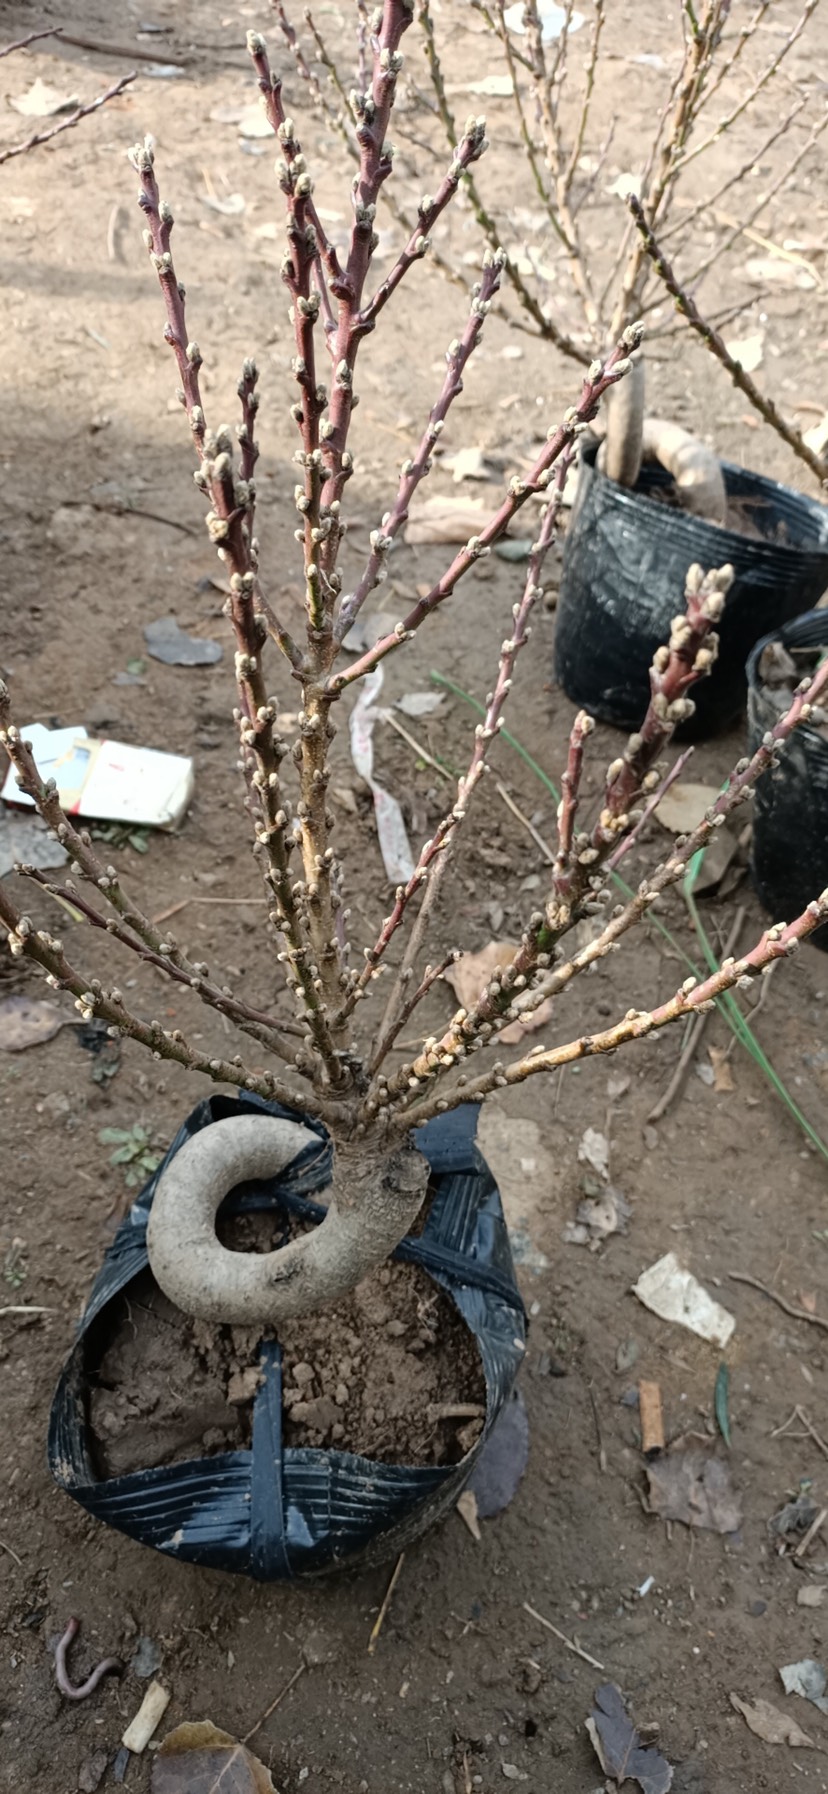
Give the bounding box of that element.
[2,724,194,831]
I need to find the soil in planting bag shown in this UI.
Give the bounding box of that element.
[554,440,828,736]
[747,609,828,953]
[49,1093,527,1579]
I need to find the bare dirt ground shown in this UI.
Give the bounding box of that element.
[1,3,828,1791]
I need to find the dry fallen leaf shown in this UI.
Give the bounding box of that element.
[405,495,489,544]
[152,1721,276,1793]
[443,446,494,483]
[587,1683,673,1794]
[724,330,764,373]
[779,1658,828,1714]
[444,943,553,1043]
[646,1434,742,1534]
[10,78,79,118]
[201,192,246,216]
[797,1585,827,1607]
[708,1046,734,1093]
[563,1186,631,1248]
[578,1126,610,1180]
[0,996,67,1052]
[655,781,720,834]
[395,691,445,717]
[745,255,815,291]
[729,1692,815,1749]
[445,942,518,1012]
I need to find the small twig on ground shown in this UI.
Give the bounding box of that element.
[0,27,58,59]
[0,1538,23,1566]
[0,1305,53,1317]
[587,1382,607,1473]
[523,1601,605,1670]
[242,1663,305,1745]
[54,1619,122,1701]
[771,1405,828,1462]
[368,1552,406,1655]
[729,1272,828,1335]
[795,1507,828,1560]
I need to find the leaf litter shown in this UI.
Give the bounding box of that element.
[152,1720,276,1792]
[645,1435,742,1533]
[586,1682,673,1793]
[778,1658,828,1714]
[0,996,67,1052]
[729,1692,816,1749]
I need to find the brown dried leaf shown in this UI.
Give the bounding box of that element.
[152,1722,276,1793]
[445,942,518,1012]
[655,782,720,834]
[405,495,489,544]
[708,1047,734,1093]
[729,1693,815,1748]
[443,943,552,1043]
[587,1683,673,1793]
[646,1433,742,1533]
[0,996,66,1052]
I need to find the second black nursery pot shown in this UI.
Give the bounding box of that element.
[747,609,828,953]
[554,442,828,736]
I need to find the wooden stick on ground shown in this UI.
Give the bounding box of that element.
[729,1272,828,1336]
[368,1552,406,1656]
[242,1663,305,1746]
[523,1602,605,1671]
[795,1507,828,1561]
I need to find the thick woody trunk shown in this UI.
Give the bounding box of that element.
[146,1115,430,1325]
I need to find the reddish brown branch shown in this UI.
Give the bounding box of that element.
[329,325,643,693]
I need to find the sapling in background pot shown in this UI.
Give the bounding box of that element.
[3,2,828,1580]
[398,0,828,732]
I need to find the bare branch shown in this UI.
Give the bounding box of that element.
[0,72,136,168]
[330,326,642,694]
[629,196,828,486]
[336,247,505,643]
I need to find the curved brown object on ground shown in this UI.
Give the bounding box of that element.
[641,417,727,523]
[146,1115,429,1324]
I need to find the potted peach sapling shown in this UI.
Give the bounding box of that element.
[2,6,828,1579]
[408,0,828,733]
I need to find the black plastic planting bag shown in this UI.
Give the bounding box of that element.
[747,609,828,953]
[49,1095,526,1579]
[554,441,828,736]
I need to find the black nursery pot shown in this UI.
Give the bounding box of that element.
[554,441,828,736]
[49,1095,526,1581]
[747,609,828,953]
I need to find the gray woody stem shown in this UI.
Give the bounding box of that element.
[147,1117,429,1324]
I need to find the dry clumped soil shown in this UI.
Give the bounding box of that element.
[1,2,828,1791]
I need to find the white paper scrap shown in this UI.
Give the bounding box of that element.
[349,669,415,885]
[633,1251,735,1347]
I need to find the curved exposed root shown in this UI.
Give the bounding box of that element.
[146,1115,430,1325]
[640,417,727,523]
